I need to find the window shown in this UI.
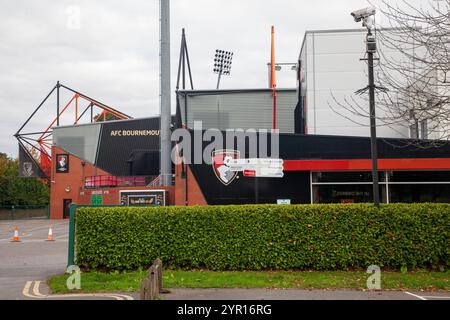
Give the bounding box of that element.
[420,120,428,139]
[410,122,419,139]
[311,172,387,204]
[310,171,450,204]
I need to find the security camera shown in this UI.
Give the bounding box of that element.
[350,7,376,22]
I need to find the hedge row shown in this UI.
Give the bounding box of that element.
[75,203,449,271]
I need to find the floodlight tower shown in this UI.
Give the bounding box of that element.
[214,49,233,90]
[160,0,172,186]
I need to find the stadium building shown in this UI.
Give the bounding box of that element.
[15,29,450,219]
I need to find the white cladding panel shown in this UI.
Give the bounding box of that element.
[52,123,102,164]
[301,30,409,138]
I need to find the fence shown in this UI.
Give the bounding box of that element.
[84,175,159,188]
[0,205,50,220]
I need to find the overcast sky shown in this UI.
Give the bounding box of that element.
[0,0,425,157]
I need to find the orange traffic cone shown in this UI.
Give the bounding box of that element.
[11,227,20,242]
[46,227,55,241]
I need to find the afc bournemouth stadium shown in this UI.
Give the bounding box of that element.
[14,29,450,219]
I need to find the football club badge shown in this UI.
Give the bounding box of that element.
[211,149,240,185]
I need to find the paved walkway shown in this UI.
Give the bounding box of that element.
[162,288,450,300]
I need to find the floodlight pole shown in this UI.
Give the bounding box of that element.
[216,70,223,90]
[159,0,172,187]
[367,28,380,207]
[214,50,232,90]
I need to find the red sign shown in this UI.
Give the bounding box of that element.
[243,170,256,177]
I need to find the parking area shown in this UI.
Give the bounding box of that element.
[0,219,69,299]
[0,219,69,243]
[0,219,136,300]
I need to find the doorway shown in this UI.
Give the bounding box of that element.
[63,199,72,219]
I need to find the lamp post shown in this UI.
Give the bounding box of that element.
[366,29,380,207]
[214,49,233,90]
[351,7,380,207]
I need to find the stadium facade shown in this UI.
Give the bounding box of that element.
[16,29,450,219]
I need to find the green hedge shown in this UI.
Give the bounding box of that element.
[75,203,449,271]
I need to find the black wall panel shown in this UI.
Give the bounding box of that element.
[188,131,450,205]
[279,134,450,160]
[96,118,161,176]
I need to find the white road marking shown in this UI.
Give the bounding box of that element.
[0,221,68,238]
[0,239,68,244]
[0,222,69,241]
[22,281,134,300]
[421,295,450,299]
[54,234,69,240]
[8,222,66,235]
[0,233,33,242]
[405,291,427,300]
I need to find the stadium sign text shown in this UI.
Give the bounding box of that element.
[110,130,160,137]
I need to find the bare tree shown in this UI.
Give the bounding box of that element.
[330,0,450,147]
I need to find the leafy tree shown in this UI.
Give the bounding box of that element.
[0,153,49,206]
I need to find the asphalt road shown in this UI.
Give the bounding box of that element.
[0,219,449,301]
[0,219,69,299]
[0,219,137,300]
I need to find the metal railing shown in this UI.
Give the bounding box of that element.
[0,205,50,220]
[84,175,159,188]
[148,174,176,187]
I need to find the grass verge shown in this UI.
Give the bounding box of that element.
[48,270,449,294]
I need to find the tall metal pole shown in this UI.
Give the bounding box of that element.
[56,81,60,126]
[270,26,277,130]
[160,0,172,186]
[216,70,222,90]
[367,29,380,207]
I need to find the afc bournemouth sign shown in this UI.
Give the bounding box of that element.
[212,149,284,185]
[110,130,160,137]
[56,154,69,173]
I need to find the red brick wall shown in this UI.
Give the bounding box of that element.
[50,146,109,219]
[77,186,174,207]
[174,163,207,206]
[50,146,174,219]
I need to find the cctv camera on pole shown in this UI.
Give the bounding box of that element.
[351,7,380,207]
[351,7,376,23]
